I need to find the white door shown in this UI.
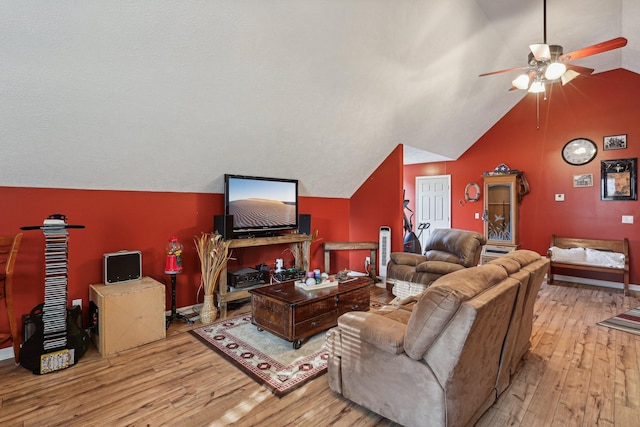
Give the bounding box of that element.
[415,175,451,253]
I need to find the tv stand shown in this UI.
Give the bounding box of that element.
[233,230,285,239]
[216,234,313,318]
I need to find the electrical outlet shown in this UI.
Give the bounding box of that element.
[555,194,565,201]
[474,212,480,219]
[365,256,371,269]
[72,298,82,308]
[622,215,634,224]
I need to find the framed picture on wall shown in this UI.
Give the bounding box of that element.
[573,173,593,188]
[601,158,637,201]
[603,134,627,150]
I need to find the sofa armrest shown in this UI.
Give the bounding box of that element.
[390,252,427,266]
[337,312,406,355]
[393,294,420,307]
[416,260,465,275]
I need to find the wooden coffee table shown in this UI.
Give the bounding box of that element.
[249,277,371,349]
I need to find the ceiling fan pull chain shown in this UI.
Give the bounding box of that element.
[536,92,540,130]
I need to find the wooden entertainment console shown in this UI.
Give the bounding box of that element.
[217,234,313,318]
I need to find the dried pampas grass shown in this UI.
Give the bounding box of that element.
[195,233,231,296]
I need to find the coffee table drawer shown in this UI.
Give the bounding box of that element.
[295,297,337,322]
[338,287,370,315]
[294,310,338,338]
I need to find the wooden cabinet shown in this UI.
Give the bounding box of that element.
[89,277,166,356]
[481,173,526,264]
[216,234,313,318]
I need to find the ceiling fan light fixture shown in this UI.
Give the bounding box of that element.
[530,43,551,61]
[528,80,546,93]
[545,61,567,80]
[560,69,580,85]
[512,74,530,90]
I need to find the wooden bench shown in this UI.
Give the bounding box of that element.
[548,235,630,295]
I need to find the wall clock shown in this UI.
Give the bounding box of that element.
[562,138,597,165]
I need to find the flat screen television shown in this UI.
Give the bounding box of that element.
[224,174,299,237]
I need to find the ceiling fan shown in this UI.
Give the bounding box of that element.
[479,0,627,93]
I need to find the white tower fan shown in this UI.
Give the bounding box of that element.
[379,226,391,278]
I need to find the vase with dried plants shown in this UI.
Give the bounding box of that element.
[195,232,231,324]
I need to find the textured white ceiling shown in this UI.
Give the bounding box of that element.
[1,1,635,198]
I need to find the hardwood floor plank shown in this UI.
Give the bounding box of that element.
[553,289,598,426]
[0,281,638,427]
[614,329,640,426]
[582,289,616,426]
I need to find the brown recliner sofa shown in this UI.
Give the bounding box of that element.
[386,228,486,298]
[326,250,549,427]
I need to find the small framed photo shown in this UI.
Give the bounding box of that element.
[601,158,637,201]
[573,173,593,188]
[603,134,627,150]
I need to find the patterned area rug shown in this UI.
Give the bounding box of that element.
[598,306,640,335]
[189,314,329,397]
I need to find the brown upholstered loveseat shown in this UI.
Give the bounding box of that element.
[326,250,549,427]
[386,228,486,298]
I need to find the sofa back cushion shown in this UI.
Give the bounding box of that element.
[423,228,487,267]
[403,263,508,360]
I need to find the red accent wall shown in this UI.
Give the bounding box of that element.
[347,145,405,272]
[405,69,640,284]
[0,186,350,343]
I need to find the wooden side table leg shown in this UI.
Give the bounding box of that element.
[219,263,228,318]
[324,249,331,274]
[370,249,377,279]
[219,300,227,319]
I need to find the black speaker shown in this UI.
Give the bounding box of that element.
[23,305,83,342]
[103,250,142,284]
[214,214,234,239]
[299,214,311,235]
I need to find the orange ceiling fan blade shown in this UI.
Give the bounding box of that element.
[479,65,529,77]
[566,64,594,75]
[560,37,627,62]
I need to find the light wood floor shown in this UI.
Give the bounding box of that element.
[0,282,638,426]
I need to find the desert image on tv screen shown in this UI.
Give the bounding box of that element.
[228,178,296,230]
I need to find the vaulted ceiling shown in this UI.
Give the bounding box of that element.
[2,1,638,198]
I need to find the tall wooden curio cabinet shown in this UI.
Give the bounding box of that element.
[481,173,526,263]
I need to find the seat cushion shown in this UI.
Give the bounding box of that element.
[416,260,465,275]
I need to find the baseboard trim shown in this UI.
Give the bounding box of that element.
[166,303,203,319]
[552,274,639,292]
[0,302,208,362]
[0,347,15,363]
